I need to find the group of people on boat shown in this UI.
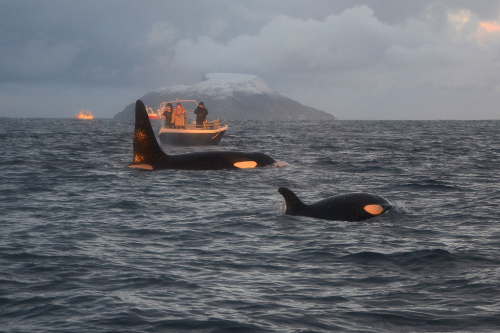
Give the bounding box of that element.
[162,102,208,129]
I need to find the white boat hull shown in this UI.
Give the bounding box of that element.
[159,125,227,146]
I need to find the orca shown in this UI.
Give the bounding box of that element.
[128,100,276,170]
[278,187,391,222]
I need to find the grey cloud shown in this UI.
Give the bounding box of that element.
[0,37,80,79]
[172,5,492,87]
[1,0,500,118]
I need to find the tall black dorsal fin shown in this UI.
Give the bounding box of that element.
[129,100,168,168]
[278,187,307,215]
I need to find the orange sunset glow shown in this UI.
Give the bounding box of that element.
[479,21,500,33]
[476,20,500,45]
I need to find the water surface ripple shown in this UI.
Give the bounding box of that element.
[0,118,499,332]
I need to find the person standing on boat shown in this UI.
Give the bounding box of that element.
[172,102,186,128]
[194,102,208,128]
[163,103,174,128]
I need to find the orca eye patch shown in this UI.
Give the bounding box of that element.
[234,161,257,168]
[364,204,384,215]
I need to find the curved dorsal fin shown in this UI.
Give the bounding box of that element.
[278,187,307,215]
[130,100,168,167]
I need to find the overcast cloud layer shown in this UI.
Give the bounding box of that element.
[1,0,500,119]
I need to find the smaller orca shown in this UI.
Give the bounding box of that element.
[278,187,391,222]
[128,100,276,170]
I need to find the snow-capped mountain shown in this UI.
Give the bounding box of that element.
[114,73,335,121]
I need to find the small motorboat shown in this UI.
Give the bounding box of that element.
[158,99,227,146]
[146,105,160,119]
[76,110,94,119]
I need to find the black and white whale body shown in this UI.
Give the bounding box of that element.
[128,100,276,170]
[278,187,391,222]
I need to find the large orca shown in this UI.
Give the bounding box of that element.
[278,187,391,222]
[128,100,276,170]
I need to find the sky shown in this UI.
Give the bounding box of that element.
[1,0,500,119]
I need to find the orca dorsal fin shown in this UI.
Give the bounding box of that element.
[278,187,307,215]
[129,100,168,168]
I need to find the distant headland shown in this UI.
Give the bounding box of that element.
[114,73,335,121]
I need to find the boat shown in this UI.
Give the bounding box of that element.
[157,99,228,146]
[76,110,94,119]
[146,105,160,119]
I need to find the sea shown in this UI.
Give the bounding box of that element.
[0,117,499,333]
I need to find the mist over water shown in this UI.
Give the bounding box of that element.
[1,117,499,332]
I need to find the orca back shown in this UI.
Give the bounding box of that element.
[278,187,391,222]
[128,100,276,170]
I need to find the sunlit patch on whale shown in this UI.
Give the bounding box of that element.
[127,164,154,170]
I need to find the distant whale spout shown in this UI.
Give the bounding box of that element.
[128,100,276,170]
[278,187,391,222]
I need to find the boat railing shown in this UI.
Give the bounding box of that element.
[204,119,221,128]
[180,119,226,130]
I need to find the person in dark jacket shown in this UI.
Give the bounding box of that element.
[193,102,208,128]
[162,103,173,128]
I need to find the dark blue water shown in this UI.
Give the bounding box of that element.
[1,118,499,332]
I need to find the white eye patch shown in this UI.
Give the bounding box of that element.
[234,161,257,168]
[364,204,384,215]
